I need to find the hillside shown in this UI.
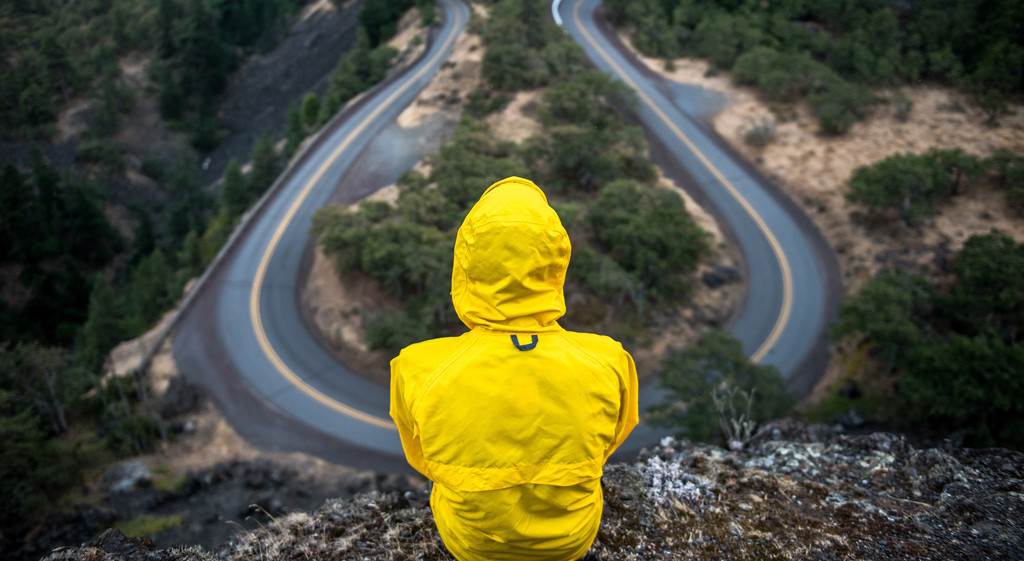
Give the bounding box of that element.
[43,420,1024,560]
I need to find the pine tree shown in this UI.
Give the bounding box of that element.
[78,275,123,373]
[247,132,279,199]
[176,229,203,277]
[191,95,219,151]
[157,63,184,121]
[285,101,305,159]
[94,76,122,136]
[178,0,228,99]
[158,0,177,58]
[301,92,320,129]
[39,33,72,103]
[220,158,247,218]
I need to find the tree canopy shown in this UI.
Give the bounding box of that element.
[607,0,1024,132]
[832,231,1024,449]
[650,330,793,443]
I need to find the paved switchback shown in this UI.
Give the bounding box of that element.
[172,0,838,469]
[556,0,840,447]
[172,0,469,471]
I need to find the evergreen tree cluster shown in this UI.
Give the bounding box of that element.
[832,231,1024,450]
[0,0,303,142]
[0,0,414,534]
[155,0,303,150]
[846,148,1024,227]
[479,0,588,92]
[0,149,123,345]
[312,0,712,356]
[318,28,399,125]
[0,0,141,139]
[0,131,282,530]
[606,0,1024,134]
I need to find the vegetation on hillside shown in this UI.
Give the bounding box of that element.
[651,331,792,445]
[312,0,712,356]
[0,0,304,144]
[606,0,1024,133]
[832,231,1024,449]
[0,0,419,536]
[846,148,1024,226]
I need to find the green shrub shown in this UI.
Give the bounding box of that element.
[74,140,126,175]
[846,148,983,225]
[301,92,321,129]
[589,180,711,308]
[114,514,183,538]
[650,331,793,443]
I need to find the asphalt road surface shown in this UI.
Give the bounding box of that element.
[173,0,840,471]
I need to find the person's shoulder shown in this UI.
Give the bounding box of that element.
[394,334,471,374]
[561,330,629,361]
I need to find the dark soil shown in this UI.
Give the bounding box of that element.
[12,456,424,561]
[195,0,365,187]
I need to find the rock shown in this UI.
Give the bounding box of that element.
[42,421,1024,560]
[94,529,153,556]
[160,376,205,418]
[245,471,266,490]
[106,460,152,493]
[702,265,742,289]
[839,406,866,428]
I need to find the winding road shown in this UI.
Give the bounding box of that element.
[172,0,839,472]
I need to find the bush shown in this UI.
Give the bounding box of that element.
[366,308,433,356]
[989,149,1024,215]
[589,180,711,308]
[741,115,776,148]
[114,514,183,538]
[0,391,82,525]
[464,88,509,119]
[846,148,982,226]
[74,140,126,175]
[360,0,416,46]
[831,269,932,373]
[301,92,321,129]
[320,28,398,122]
[650,331,793,443]
[832,230,1024,449]
[809,82,874,136]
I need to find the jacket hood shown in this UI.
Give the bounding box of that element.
[451,177,570,332]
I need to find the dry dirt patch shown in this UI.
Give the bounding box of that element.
[487,89,545,143]
[396,22,483,129]
[614,31,1024,398]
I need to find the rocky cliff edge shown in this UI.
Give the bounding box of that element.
[43,420,1023,560]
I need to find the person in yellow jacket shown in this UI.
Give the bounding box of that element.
[389,176,639,561]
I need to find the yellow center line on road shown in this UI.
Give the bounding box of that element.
[571,0,793,363]
[249,0,465,430]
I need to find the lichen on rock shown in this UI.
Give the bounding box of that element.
[44,420,1024,560]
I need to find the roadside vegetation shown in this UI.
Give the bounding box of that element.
[311,0,793,447]
[799,147,1024,450]
[606,0,1024,134]
[0,0,419,542]
[313,0,713,356]
[831,231,1024,450]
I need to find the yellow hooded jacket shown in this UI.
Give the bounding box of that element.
[390,177,639,561]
